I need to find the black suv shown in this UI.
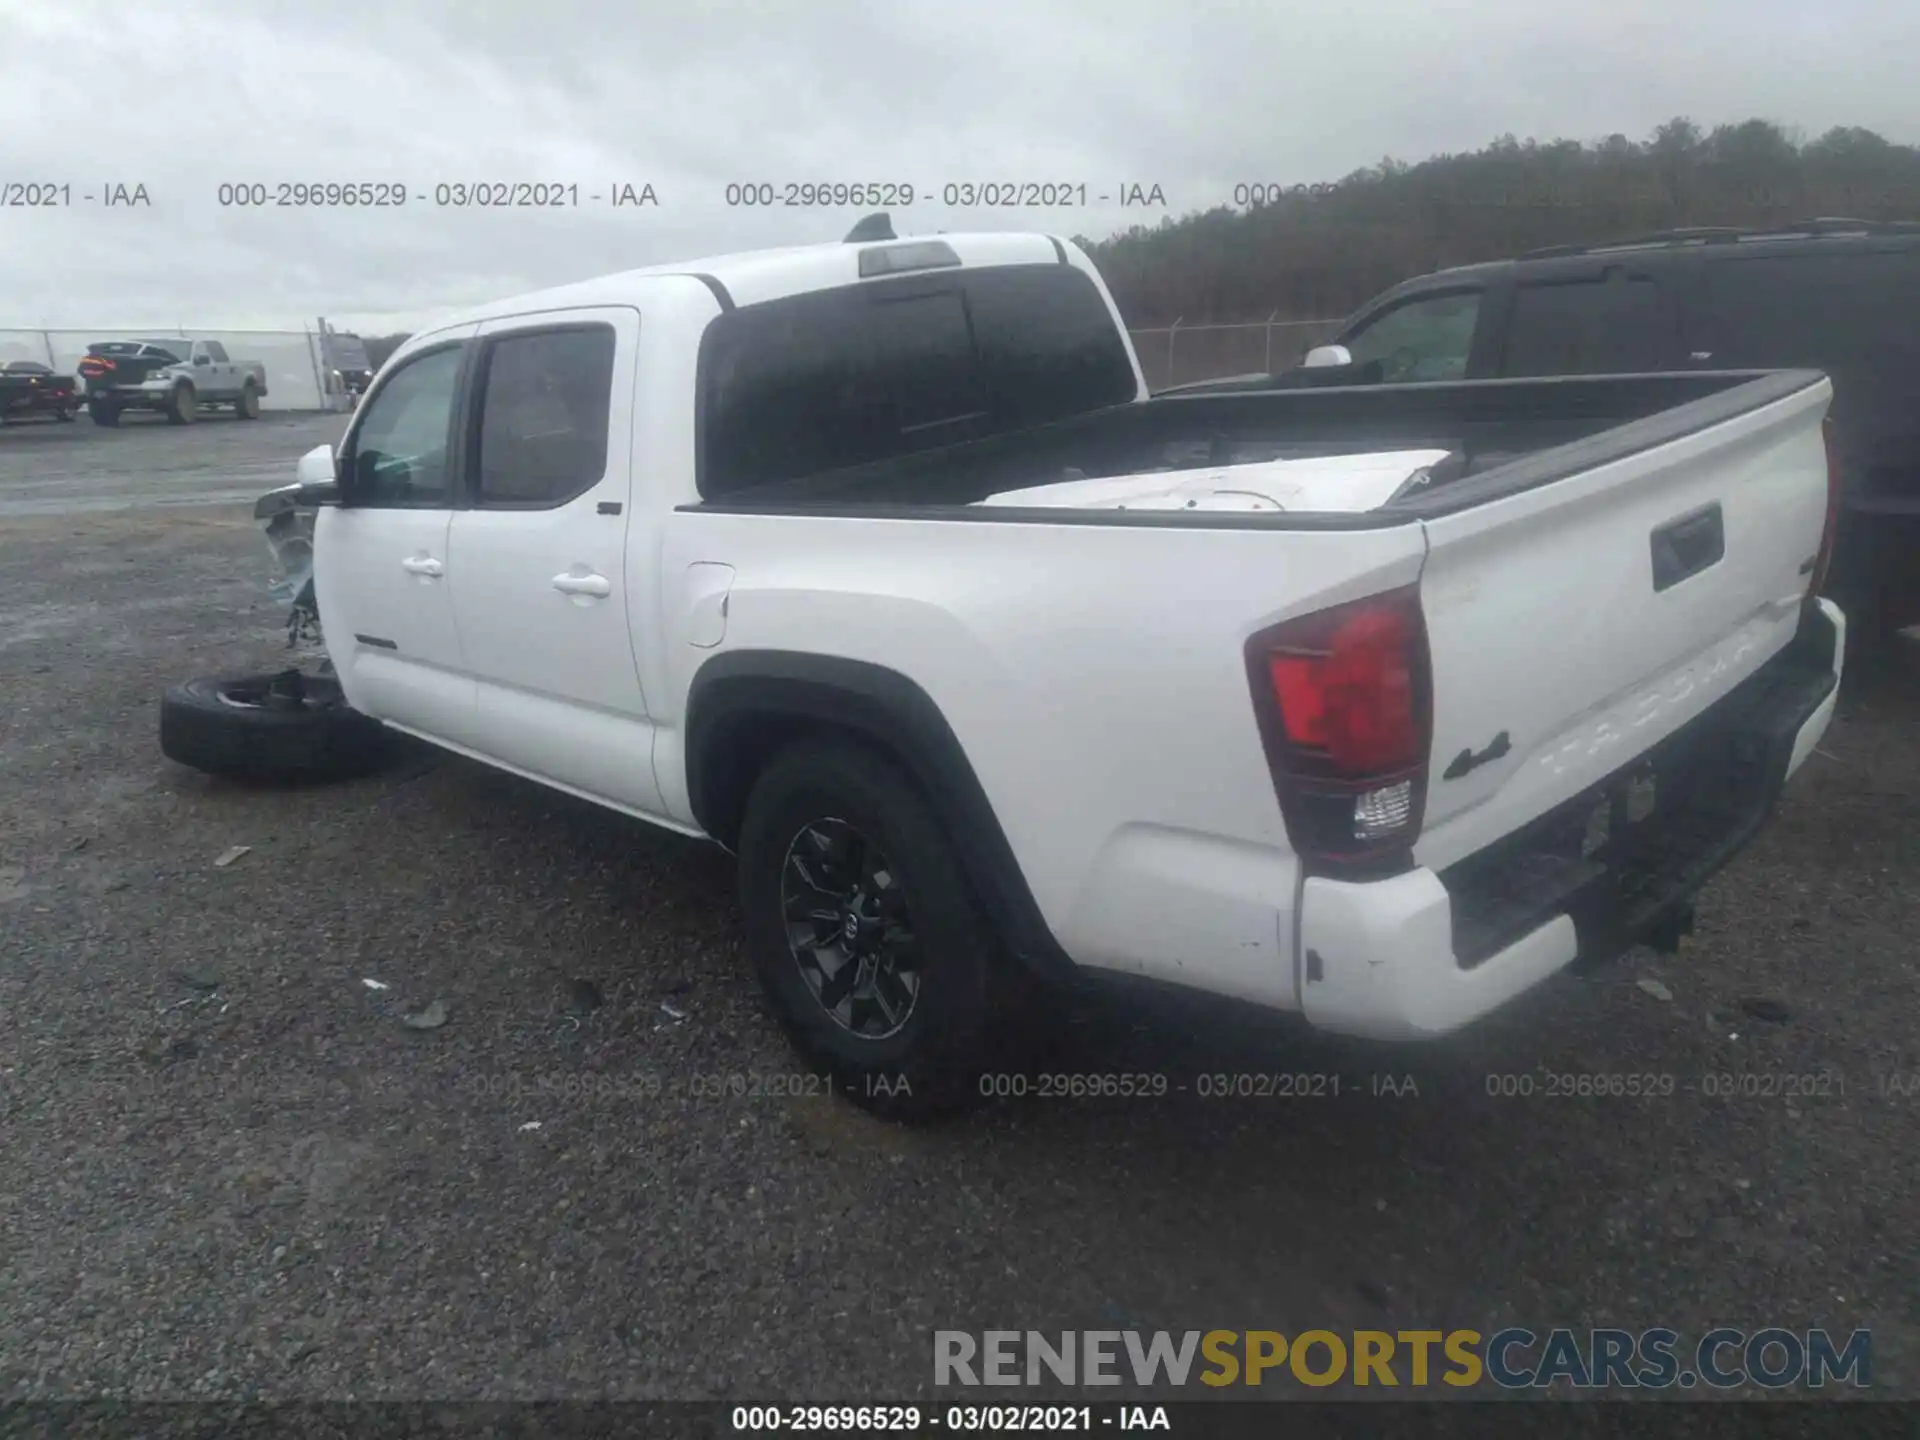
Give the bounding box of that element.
[1309,219,1920,639]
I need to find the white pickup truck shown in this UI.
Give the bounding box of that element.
[78,338,268,424]
[160,219,1845,1116]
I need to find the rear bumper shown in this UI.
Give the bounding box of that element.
[1297,597,1844,1040]
[1,392,75,413]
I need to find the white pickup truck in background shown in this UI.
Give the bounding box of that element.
[162,217,1845,1116]
[78,337,268,425]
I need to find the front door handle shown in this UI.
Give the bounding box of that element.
[401,555,444,578]
[552,570,611,598]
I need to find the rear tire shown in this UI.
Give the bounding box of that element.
[736,739,1017,1120]
[159,670,395,784]
[88,399,120,426]
[55,405,74,422]
[236,382,260,420]
[166,382,197,425]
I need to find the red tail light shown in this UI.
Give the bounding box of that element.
[1246,585,1433,876]
[1808,415,1842,598]
[79,357,115,378]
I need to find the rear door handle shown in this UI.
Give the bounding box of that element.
[400,555,444,578]
[552,570,611,598]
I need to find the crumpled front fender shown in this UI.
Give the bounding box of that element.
[255,483,322,652]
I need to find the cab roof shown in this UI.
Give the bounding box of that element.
[430,230,1071,335]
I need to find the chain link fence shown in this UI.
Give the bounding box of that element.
[1129,317,1345,392]
[0,328,334,410]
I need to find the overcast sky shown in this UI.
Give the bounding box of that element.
[2,0,1914,335]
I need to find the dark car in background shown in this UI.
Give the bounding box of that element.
[0,359,79,423]
[1289,219,1920,643]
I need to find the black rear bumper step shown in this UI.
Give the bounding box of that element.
[1442,600,1838,971]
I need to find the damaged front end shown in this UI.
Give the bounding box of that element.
[254,483,328,665]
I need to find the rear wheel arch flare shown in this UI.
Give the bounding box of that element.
[684,650,1076,982]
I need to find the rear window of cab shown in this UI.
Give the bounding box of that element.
[697,264,1137,498]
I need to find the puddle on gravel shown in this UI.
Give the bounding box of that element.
[1,592,258,652]
[0,601,107,649]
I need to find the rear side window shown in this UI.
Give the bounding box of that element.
[699,264,1135,497]
[1703,249,1920,477]
[473,326,616,507]
[1501,275,1673,376]
[1700,250,1920,372]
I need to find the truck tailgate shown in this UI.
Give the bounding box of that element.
[1412,374,1834,876]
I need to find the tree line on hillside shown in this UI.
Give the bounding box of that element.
[352,119,1919,361]
[1077,118,1920,326]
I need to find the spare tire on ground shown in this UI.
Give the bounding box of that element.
[159,670,395,783]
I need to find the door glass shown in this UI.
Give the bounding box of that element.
[349,346,463,506]
[1344,292,1482,382]
[1502,276,1672,376]
[475,326,616,506]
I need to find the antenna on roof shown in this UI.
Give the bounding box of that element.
[844,212,895,243]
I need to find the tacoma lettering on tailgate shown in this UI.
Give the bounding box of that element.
[1536,627,1764,780]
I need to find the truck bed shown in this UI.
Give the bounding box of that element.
[666,364,1834,1019]
[686,369,1824,525]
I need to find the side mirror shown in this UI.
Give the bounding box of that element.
[1302,344,1354,369]
[292,443,341,505]
[193,354,210,366]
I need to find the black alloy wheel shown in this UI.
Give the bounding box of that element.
[736,739,1033,1118]
[780,816,922,1040]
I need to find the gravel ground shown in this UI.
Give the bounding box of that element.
[0,410,345,519]
[2,418,1918,1404]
